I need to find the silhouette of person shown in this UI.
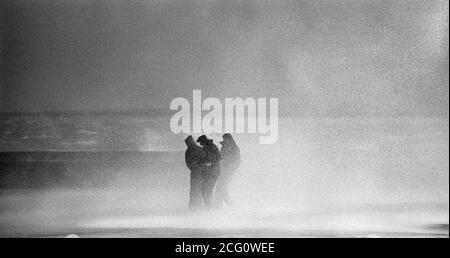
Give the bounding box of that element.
[196,135,221,209]
[184,135,205,210]
[216,133,241,207]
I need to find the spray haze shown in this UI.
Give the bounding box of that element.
[0,0,448,237]
[0,0,448,116]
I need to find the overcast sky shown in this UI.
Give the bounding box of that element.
[1,0,448,116]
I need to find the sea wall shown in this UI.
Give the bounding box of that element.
[0,151,185,189]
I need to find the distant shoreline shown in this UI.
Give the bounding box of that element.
[0,109,170,118]
[0,150,184,162]
[0,110,448,119]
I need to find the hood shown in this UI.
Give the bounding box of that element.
[185,136,196,147]
[197,135,213,145]
[220,133,236,146]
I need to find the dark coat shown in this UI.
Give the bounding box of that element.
[201,140,221,178]
[220,140,240,173]
[185,136,205,171]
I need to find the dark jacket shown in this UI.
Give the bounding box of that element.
[220,139,240,172]
[185,136,205,171]
[201,140,221,178]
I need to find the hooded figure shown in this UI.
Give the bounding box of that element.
[197,135,221,208]
[216,133,241,206]
[185,135,205,210]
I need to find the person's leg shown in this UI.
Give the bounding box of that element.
[189,170,202,210]
[201,175,210,208]
[202,177,210,208]
[220,174,234,206]
[215,175,226,207]
[203,175,218,209]
[224,177,234,206]
[211,175,220,207]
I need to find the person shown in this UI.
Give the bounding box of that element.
[184,135,205,210]
[216,133,240,207]
[196,135,221,209]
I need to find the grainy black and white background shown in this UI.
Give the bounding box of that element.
[0,0,448,237]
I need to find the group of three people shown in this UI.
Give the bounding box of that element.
[184,133,241,210]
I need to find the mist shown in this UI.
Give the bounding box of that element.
[0,0,448,237]
[0,116,448,237]
[1,0,448,116]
